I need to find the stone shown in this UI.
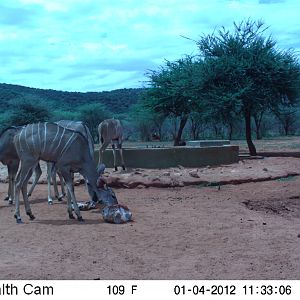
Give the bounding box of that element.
[189,170,200,178]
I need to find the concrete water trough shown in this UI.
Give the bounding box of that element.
[94,145,239,169]
[186,140,231,147]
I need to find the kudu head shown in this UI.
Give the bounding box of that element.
[85,163,118,206]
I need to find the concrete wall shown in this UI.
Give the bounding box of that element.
[187,140,230,147]
[94,145,239,169]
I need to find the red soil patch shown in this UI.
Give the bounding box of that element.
[0,157,299,279]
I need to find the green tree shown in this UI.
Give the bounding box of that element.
[128,103,157,141]
[253,109,266,140]
[78,103,111,142]
[197,19,300,155]
[144,56,203,145]
[274,105,297,136]
[51,109,81,122]
[5,97,51,127]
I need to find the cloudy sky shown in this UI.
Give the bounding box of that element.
[0,0,299,92]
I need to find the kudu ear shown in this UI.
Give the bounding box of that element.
[97,163,106,175]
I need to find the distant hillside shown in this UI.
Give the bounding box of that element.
[0,83,144,114]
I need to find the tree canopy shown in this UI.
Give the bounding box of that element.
[143,19,300,152]
[197,19,300,154]
[1,97,51,129]
[144,56,206,145]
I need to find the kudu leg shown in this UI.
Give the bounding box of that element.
[6,164,13,201]
[46,162,55,205]
[52,172,59,200]
[118,143,126,171]
[21,179,35,221]
[5,166,11,201]
[27,163,42,198]
[66,188,72,214]
[14,160,37,223]
[56,172,66,201]
[52,168,65,202]
[112,144,118,171]
[59,168,83,222]
[65,187,73,219]
[63,172,73,218]
[6,161,19,204]
[98,141,109,170]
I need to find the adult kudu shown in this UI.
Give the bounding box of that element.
[28,120,94,204]
[13,122,114,223]
[0,126,44,204]
[98,119,125,171]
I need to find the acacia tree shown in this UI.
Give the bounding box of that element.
[197,19,300,155]
[144,56,203,146]
[128,104,155,141]
[253,107,268,140]
[188,111,205,140]
[274,104,297,136]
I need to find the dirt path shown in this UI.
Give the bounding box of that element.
[0,157,300,280]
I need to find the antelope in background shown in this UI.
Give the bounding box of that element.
[98,119,125,171]
[13,122,115,223]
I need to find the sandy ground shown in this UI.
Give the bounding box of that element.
[0,157,300,280]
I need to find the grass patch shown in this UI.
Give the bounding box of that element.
[197,182,220,188]
[276,176,297,182]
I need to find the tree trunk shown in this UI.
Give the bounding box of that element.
[253,112,263,140]
[228,122,233,140]
[284,121,289,136]
[194,128,200,140]
[191,124,198,140]
[213,124,219,138]
[255,127,261,140]
[158,125,163,141]
[174,116,188,146]
[189,118,198,140]
[244,110,257,156]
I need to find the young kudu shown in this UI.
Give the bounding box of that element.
[0,127,43,204]
[13,122,113,223]
[98,119,125,171]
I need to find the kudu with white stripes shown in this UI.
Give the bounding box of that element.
[28,120,94,204]
[0,126,43,204]
[13,122,109,223]
[98,119,125,171]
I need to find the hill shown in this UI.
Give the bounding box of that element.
[0,83,143,114]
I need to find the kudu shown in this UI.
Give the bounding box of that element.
[27,162,65,204]
[28,120,94,204]
[13,122,113,223]
[0,126,43,204]
[98,119,125,171]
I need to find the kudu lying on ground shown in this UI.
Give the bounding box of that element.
[98,119,125,171]
[13,122,111,223]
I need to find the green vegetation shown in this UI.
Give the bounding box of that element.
[1,19,300,154]
[0,95,51,128]
[143,19,300,153]
[77,103,111,141]
[0,83,142,133]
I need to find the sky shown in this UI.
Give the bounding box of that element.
[0,0,299,92]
